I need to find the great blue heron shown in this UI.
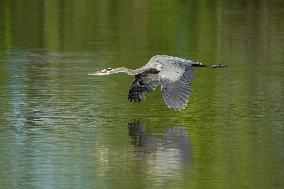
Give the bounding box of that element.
[88,55,226,111]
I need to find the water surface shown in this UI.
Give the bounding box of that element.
[1,1,284,189]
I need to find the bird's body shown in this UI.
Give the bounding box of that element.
[89,55,224,111]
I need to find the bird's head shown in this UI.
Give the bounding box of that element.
[88,68,113,76]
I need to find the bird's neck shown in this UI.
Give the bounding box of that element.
[110,67,138,75]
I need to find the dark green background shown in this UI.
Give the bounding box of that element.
[0,0,284,188]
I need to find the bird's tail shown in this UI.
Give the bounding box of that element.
[191,61,207,67]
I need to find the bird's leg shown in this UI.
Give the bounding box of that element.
[211,64,227,68]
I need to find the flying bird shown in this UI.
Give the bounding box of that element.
[88,55,226,111]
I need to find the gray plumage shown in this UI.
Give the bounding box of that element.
[89,55,207,111]
[128,55,201,110]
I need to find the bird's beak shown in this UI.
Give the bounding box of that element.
[88,72,96,76]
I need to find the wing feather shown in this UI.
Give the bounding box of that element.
[158,57,195,110]
[162,87,178,108]
[128,55,196,110]
[128,70,160,102]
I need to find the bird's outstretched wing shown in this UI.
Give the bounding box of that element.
[158,56,195,110]
[128,69,160,102]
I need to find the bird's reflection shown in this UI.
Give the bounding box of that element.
[128,120,192,177]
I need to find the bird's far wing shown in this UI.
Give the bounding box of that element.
[158,58,195,110]
[128,69,160,102]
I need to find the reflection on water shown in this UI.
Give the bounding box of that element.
[1,0,284,189]
[128,120,191,178]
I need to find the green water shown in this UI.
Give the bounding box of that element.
[1,1,284,189]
